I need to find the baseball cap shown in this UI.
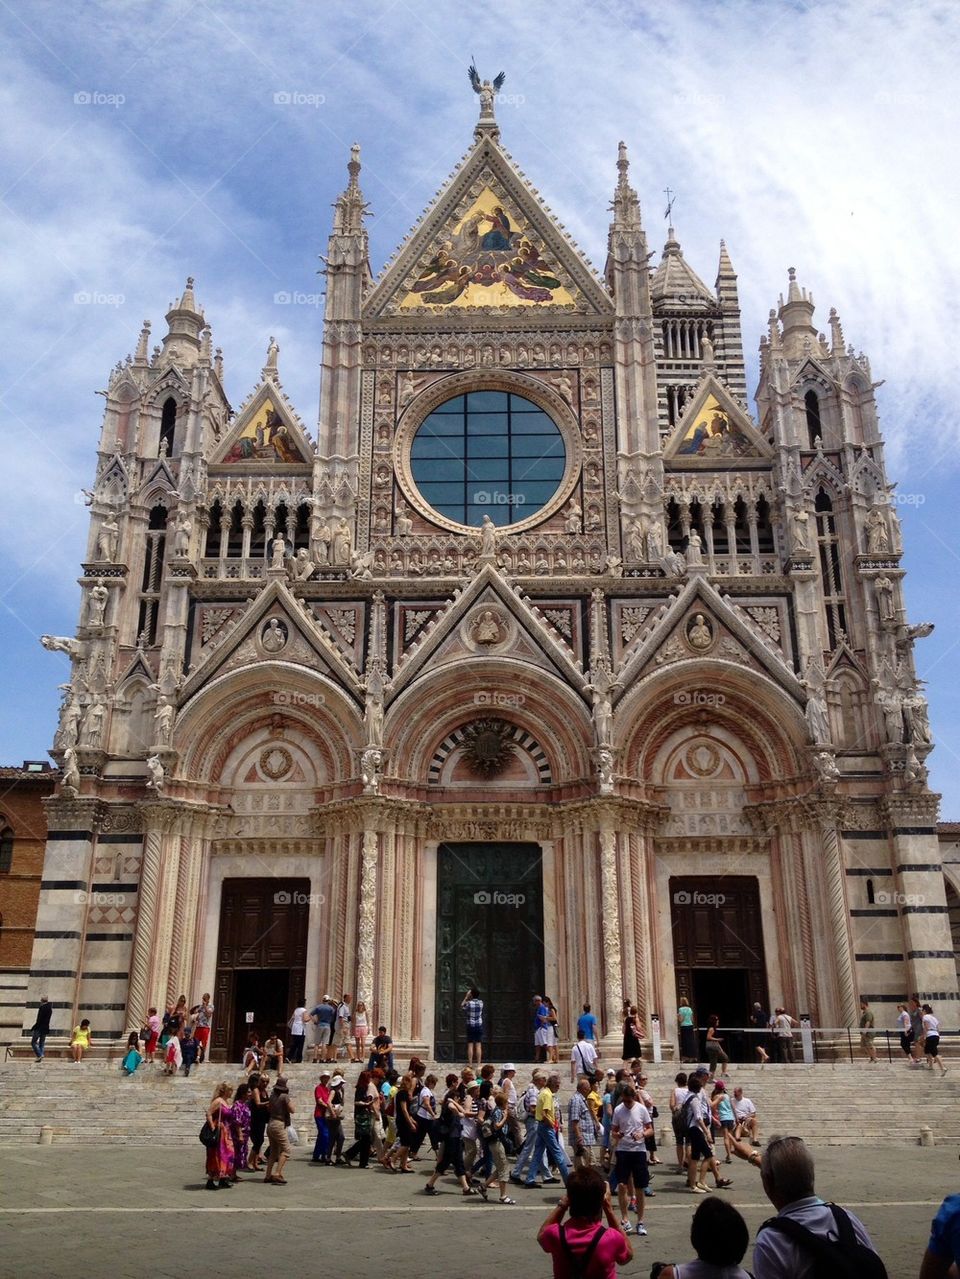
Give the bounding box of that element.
[319,1069,331,1079]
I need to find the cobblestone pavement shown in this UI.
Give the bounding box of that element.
[0,1143,955,1278]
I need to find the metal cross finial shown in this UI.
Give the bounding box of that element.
[664,187,676,223]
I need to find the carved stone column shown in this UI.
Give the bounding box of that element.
[820,821,858,1027]
[598,826,624,1035]
[356,827,379,1009]
[126,826,163,1029]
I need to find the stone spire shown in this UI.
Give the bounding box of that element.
[332,143,369,237]
[829,306,846,355]
[159,276,205,365]
[610,141,642,230]
[778,267,818,359]
[134,319,151,367]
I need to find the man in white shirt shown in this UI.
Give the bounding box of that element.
[570,1029,599,1083]
[732,1086,760,1145]
[611,1084,653,1237]
[754,1135,882,1278]
[500,1063,523,1149]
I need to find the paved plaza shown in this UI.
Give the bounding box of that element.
[0,1141,954,1278]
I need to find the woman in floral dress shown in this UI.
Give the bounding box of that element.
[205,1082,236,1190]
[230,1083,251,1178]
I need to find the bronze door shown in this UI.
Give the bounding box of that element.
[435,843,545,1062]
[212,877,309,1062]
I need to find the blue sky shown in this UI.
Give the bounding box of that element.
[2,1,959,810]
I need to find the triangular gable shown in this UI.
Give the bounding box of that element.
[824,639,869,683]
[389,563,586,696]
[210,379,312,466]
[615,575,803,701]
[138,457,178,501]
[364,135,612,319]
[789,356,836,393]
[179,579,360,704]
[664,375,774,466]
[115,651,156,689]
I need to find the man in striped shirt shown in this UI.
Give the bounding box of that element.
[461,986,484,1065]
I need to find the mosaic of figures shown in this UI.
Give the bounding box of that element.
[675,394,756,459]
[398,187,576,311]
[220,398,309,464]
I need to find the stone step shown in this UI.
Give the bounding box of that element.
[0,1057,956,1146]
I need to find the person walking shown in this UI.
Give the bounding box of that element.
[393,1071,418,1172]
[611,1082,653,1237]
[481,1089,516,1204]
[327,1073,347,1165]
[568,1076,598,1169]
[577,1003,599,1045]
[412,1072,440,1155]
[522,1072,571,1189]
[752,1001,771,1064]
[909,996,925,1066]
[896,1003,913,1060]
[571,1027,599,1083]
[461,987,484,1066]
[424,1078,476,1197]
[247,1072,270,1171]
[511,1068,552,1185]
[859,997,878,1063]
[30,996,53,1061]
[311,1069,332,1164]
[705,1014,729,1078]
[670,1072,691,1173]
[263,1076,294,1184]
[622,1005,643,1063]
[231,1083,251,1176]
[191,994,214,1063]
[342,1070,376,1168]
[922,1004,947,1076]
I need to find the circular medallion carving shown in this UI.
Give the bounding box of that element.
[685,742,721,777]
[260,617,288,653]
[462,605,512,652]
[259,745,293,780]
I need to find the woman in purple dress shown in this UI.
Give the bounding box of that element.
[230,1083,251,1178]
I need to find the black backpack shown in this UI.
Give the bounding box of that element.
[558,1223,605,1278]
[760,1204,887,1279]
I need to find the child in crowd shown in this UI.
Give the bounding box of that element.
[121,1032,142,1075]
[181,1027,199,1076]
[144,1007,161,1062]
[164,1029,183,1075]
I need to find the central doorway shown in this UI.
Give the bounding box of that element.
[212,877,309,1062]
[435,843,545,1062]
[670,874,769,1063]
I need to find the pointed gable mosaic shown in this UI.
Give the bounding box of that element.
[398,186,576,311]
[220,395,309,464]
[665,376,774,467]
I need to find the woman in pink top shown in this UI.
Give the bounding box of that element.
[538,1166,633,1278]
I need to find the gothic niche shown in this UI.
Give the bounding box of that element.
[461,719,516,777]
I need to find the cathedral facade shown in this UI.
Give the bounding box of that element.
[27,86,957,1061]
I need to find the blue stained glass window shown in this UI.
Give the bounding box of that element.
[410,391,566,527]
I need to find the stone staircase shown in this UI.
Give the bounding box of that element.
[0,1059,956,1147]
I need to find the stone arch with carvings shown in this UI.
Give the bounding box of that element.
[618,662,809,787]
[176,662,363,787]
[385,658,592,789]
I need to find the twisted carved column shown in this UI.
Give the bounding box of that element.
[821,823,858,1026]
[126,828,163,1028]
[599,828,624,1019]
[169,836,204,999]
[356,828,379,1008]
